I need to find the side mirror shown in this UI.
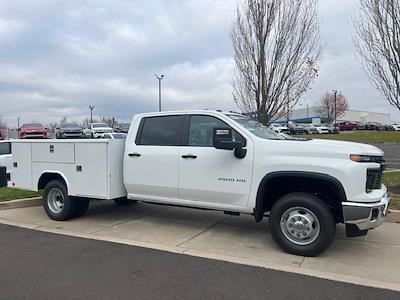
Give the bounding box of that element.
[212,128,247,159]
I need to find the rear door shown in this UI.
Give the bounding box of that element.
[178,114,254,208]
[124,115,183,201]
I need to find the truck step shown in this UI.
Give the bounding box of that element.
[224,211,240,216]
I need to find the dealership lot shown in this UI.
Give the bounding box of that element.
[0,200,399,292]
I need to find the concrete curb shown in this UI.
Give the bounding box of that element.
[0,196,399,223]
[0,197,42,210]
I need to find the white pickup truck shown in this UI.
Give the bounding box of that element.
[1,110,390,256]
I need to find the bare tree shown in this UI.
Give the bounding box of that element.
[0,116,7,130]
[318,91,349,123]
[231,0,320,124]
[354,0,400,111]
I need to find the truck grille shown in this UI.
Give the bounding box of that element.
[365,156,385,193]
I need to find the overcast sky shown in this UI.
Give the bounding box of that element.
[1,0,399,127]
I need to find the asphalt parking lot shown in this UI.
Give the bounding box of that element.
[0,200,399,292]
[0,224,398,300]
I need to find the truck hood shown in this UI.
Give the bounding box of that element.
[265,138,383,158]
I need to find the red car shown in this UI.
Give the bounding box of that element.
[19,123,48,139]
[336,122,364,131]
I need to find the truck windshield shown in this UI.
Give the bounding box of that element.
[227,115,285,140]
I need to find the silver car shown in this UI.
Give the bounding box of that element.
[56,123,84,139]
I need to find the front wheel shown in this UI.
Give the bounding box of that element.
[269,193,335,256]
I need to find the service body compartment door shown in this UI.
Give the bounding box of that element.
[12,143,33,189]
[32,143,75,163]
[75,143,108,198]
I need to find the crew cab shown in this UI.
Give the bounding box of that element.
[89,123,113,138]
[1,111,390,256]
[19,123,48,139]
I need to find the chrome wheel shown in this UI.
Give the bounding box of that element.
[280,206,320,246]
[47,188,64,214]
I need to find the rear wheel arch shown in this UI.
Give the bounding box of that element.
[38,172,70,192]
[254,171,346,223]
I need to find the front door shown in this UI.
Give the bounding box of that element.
[179,115,253,209]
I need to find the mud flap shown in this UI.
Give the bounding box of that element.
[346,223,368,237]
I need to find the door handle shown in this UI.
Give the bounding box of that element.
[181,154,197,159]
[128,153,141,157]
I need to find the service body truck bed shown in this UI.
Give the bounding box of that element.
[11,139,126,200]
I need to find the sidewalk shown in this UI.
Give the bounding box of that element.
[0,200,399,291]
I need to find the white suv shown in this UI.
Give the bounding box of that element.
[90,123,113,138]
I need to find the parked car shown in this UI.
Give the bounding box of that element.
[383,123,395,131]
[301,124,318,134]
[115,123,130,133]
[313,124,330,134]
[0,141,11,182]
[364,122,385,131]
[327,125,340,134]
[269,123,289,133]
[55,123,84,139]
[289,124,306,135]
[19,123,47,139]
[392,123,400,131]
[89,123,113,138]
[5,110,390,257]
[101,133,127,139]
[336,122,364,131]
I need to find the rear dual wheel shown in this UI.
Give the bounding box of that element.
[43,180,89,221]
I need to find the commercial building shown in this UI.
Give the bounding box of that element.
[270,106,391,124]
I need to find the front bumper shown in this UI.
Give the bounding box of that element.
[342,192,391,230]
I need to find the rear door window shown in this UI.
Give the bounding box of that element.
[137,116,183,146]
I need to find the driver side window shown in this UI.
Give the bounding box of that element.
[188,115,245,147]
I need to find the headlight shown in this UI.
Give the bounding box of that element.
[350,154,384,163]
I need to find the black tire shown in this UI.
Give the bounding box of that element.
[269,192,335,257]
[113,197,137,206]
[73,197,90,218]
[43,180,77,221]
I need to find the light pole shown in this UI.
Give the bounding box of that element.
[332,90,338,125]
[17,115,22,139]
[89,105,94,123]
[299,104,310,121]
[155,74,164,112]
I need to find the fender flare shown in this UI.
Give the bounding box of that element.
[254,171,347,222]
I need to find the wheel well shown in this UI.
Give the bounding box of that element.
[254,172,346,223]
[38,173,66,190]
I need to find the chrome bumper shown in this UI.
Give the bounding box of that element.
[342,193,391,230]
